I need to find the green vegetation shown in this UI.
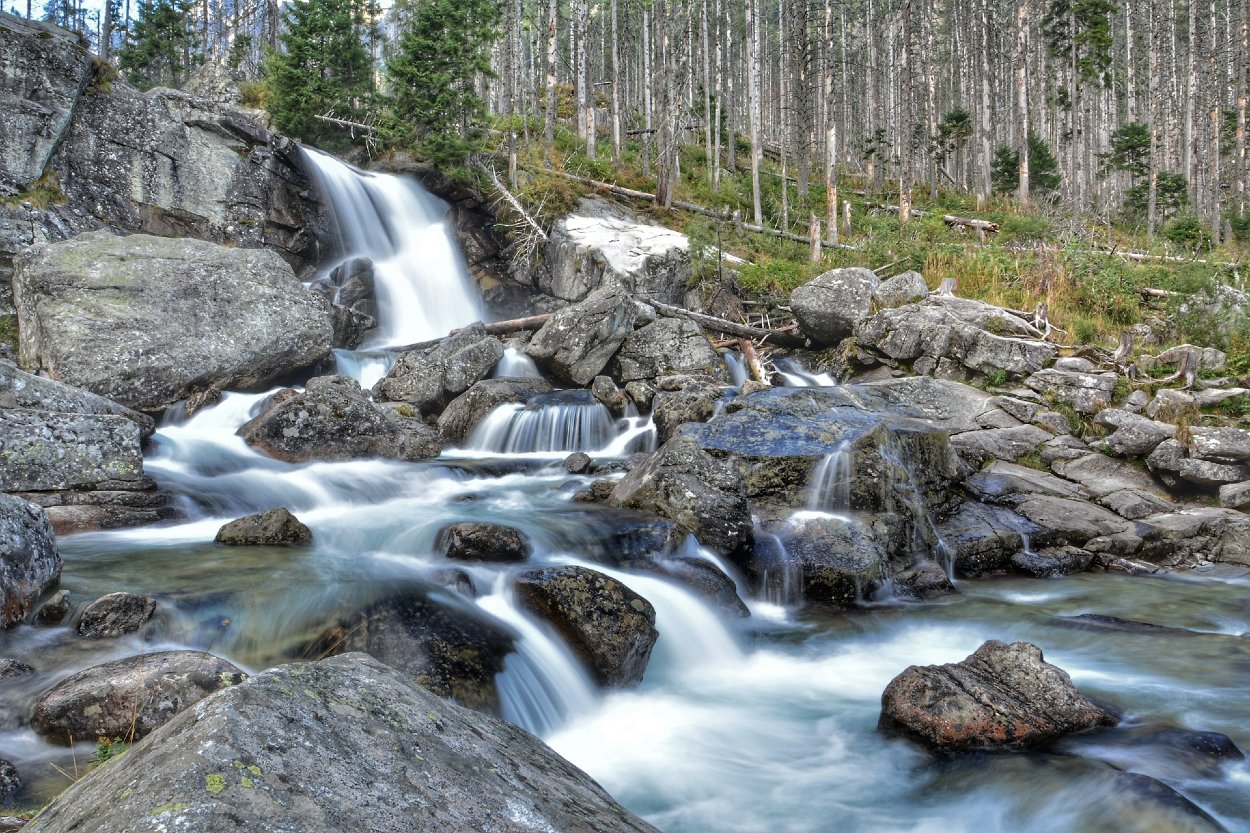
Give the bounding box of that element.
[92,736,128,764]
[117,0,198,90]
[0,170,66,209]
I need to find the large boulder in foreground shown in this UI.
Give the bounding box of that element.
[0,494,62,628]
[239,375,441,463]
[13,231,334,412]
[515,566,658,688]
[789,267,879,345]
[22,653,660,833]
[525,283,637,386]
[30,651,246,744]
[879,640,1118,751]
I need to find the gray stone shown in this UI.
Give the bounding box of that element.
[0,409,143,492]
[13,484,174,535]
[607,318,725,383]
[540,198,689,304]
[935,502,1032,578]
[989,395,1041,423]
[874,270,929,307]
[516,566,658,688]
[790,267,879,345]
[1146,389,1197,421]
[215,508,311,546]
[30,650,246,744]
[949,425,1053,469]
[1033,410,1072,435]
[437,377,554,444]
[526,284,637,386]
[590,375,628,415]
[76,592,155,638]
[1011,545,1094,577]
[1051,453,1169,499]
[34,589,69,624]
[1053,357,1097,372]
[1013,494,1131,547]
[1135,509,1250,568]
[0,493,61,629]
[21,653,660,833]
[1097,489,1173,520]
[974,408,1022,430]
[756,514,894,605]
[0,363,153,436]
[879,640,1118,751]
[373,325,503,414]
[239,376,441,464]
[1095,408,1176,456]
[0,658,34,681]
[564,452,593,474]
[438,522,529,562]
[966,460,1090,503]
[1024,369,1118,414]
[0,758,17,805]
[1147,439,1250,489]
[652,378,724,443]
[608,435,753,556]
[1123,389,1150,413]
[1187,426,1250,465]
[1220,481,1250,510]
[14,231,333,412]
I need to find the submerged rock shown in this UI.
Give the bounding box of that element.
[21,654,661,833]
[437,522,529,562]
[215,508,312,546]
[515,566,658,687]
[30,650,246,744]
[35,590,70,624]
[0,758,17,804]
[76,592,155,639]
[879,640,1118,751]
[0,494,61,629]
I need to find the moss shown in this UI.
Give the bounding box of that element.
[150,802,189,815]
[205,773,226,794]
[0,170,66,209]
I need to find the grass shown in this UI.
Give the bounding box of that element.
[1,170,66,210]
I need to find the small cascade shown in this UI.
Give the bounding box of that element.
[301,147,482,348]
[494,347,543,378]
[754,527,805,606]
[776,357,837,387]
[464,390,654,456]
[722,351,749,387]
[332,348,394,389]
[806,442,853,513]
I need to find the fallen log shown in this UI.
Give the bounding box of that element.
[386,313,555,353]
[640,299,807,347]
[942,214,1000,234]
[738,339,770,384]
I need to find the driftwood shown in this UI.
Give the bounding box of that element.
[387,313,555,353]
[473,156,548,244]
[738,339,770,384]
[870,204,999,234]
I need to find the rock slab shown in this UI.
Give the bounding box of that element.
[879,640,1117,751]
[0,493,61,629]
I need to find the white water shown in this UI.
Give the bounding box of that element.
[495,346,543,378]
[807,442,852,512]
[302,147,483,347]
[776,357,837,387]
[462,391,656,457]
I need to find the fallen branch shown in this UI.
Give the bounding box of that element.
[942,214,1000,234]
[386,313,555,353]
[738,339,770,384]
[640,298,807,347]
[472,155,548,244]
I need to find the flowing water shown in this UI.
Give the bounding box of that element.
[3,154,1249,833]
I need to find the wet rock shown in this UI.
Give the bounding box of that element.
[1062,614,1201,636]
[0,494,61,629]
[0,659,34,681]
[1219,480,1250,510]
[1134,508,1250,568]
[310,588,515,712]
[76,592,155,638]
[590,375,628,415]
[966,460,1089,503]
[13,231,333,412]
[0,759,17,804]
[1023,369,1118,414]
[564,452,593,474]
[642,557,749,617]
[790,267,879,345]
[857,300,1056,377]
[1147,439,1250,490]
[936,502,1033,578]
[437,377,554,444]
[879,640,1118,751]
[14,483,176,535]
[891,560,955,600]
[437,522,529,562]
[20,653,660,833]
[215,508,312,546]
[1011,545,1094,577]
[525,284,637,386]
[1096,488,1173,521]
[515,566,658,687]
[623,380,656,410]
[652,378,725,443]
[949,425,1053,469]
[30,650,246,744]
[35,590,69,624]
[607,318,725,384]
[608,435,753,556]
[0,410,144,493]
[875,270,929,307]
[541,198,689,304]
[1012,494,1130,548]
[239,375,441,464]
[1094,408,1176,456]
[756,514,893,606]
[573,480,618,503]
[373,324,503,414]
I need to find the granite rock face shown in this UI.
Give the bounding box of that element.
[0,493,61,628]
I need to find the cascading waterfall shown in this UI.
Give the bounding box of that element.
[806,441,853,513]
[464,390,654,455]
[495,346,543,378]
[301,147,482,347]
[776,357,837,387]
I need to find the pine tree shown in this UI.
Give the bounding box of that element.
[117,0,197,90]
[385,0,500,166]
[991,133,1061,199]
[265,0,376,148]
[1103,122,1151,185]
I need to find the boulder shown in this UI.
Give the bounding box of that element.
[20,654,661,833]
[14,480,176,535]
[525,284,637,386]
[515,566,658,687]
[0,494,61,628]
[1145,388,1197,421]
[1051,454,1170,501]
[949,425,1053,469]
[874,271,929,307]
[1094,408,1176,456]
[0,658,34,681]
[13,231,333,412]
[1024,369,1118,415]
[373,325,503,415]
[1147,439,1250,490]
[76,592,155,638]
[30,650,246,744]
[1134,508,1250,568]
[564,451,593,474]
[1012,495,1131,548]
[590,375,629,415]
[879,640,1118,751]
[608,435,754,556]
[606,318,725,384]
[652,377,725,443]
[437,522,529,562]
[1220,481,1250,510]
[540,198,689,304]
[790,267,879,345]
[35,589,70,624]
[857,301,1056,378]
[239,375,441,464]
[966,460,1090,504]
[214,508,312,546]
[936,502,1034,578]
[436,377,554,444]
[0,758,17,805]
[755,514,894,605]
[0,409,143,492]
[0,363,153,436]
[310,588,515,712]
[1187,426,1250,465]
[1011,545,1094,577]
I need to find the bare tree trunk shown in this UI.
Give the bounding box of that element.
[1016,0,1030,207]
[702,0,713,182]
[746,0,764,224]
[1185,0,1197,202]
[725,0,736,173]
[545,0,557,160]
[643,7,653,177]
[1238,0,1248,218]
[611,0,622,163]
[576,0,593,157]
[979,0,993,195]
[824,0,838,244]
[713,0,724,186]
[899,0,914,223]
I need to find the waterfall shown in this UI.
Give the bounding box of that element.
[494,347,543,378]
[722,351,749,387]
[807,442,853,512]
[301,147,483,347]
[464,390,624,455]
[776,358,837,387]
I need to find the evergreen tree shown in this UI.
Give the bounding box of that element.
[385,0,500,166]
[265,0,377,147]
[1125,172,1188,220]
[117,0,198,90]
[1102,122,1151,185]
[991,133,1061,199]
